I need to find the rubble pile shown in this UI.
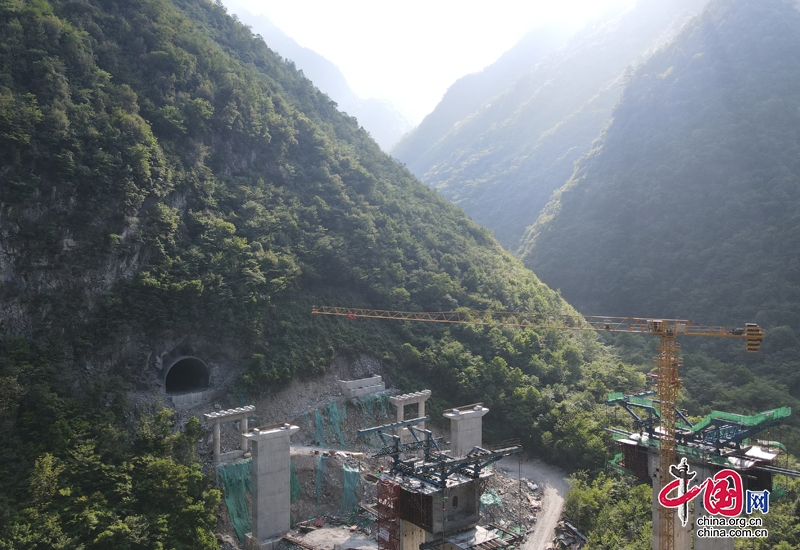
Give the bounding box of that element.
[478,468,543,534]
[548,520,587,550]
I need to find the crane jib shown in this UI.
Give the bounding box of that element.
[310,306,764,352]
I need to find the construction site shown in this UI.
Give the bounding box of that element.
[201,376,553,550]
[174,308,800,550]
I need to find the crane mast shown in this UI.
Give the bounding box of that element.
[311,306,764,550]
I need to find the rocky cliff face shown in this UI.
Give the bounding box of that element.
[0,201,145,334]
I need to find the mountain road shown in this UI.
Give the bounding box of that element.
[495,457,569,550]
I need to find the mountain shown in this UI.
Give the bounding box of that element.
[392,0,708,249]
[520,1,800,542]
[0,0,636,546]
[521,0,800,387]
[390,25,572,170]
[222,0,413,150]
[521,0,800,322]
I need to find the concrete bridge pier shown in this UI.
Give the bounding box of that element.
[389,390,431,443]
[443,404,490,457]
[243,422,299,550]
[203,405,255,463]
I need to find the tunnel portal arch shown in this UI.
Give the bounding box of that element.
[163,356,210,394]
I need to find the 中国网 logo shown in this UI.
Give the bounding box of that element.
[658,457,770,530]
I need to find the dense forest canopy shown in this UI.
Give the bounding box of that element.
[0,0,652,546]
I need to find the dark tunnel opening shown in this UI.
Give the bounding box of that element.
[165,357,209,394]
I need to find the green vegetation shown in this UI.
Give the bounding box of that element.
[391,0,708,249]
[522,0,800,544]
[0,336,219,549]
[3,0,799,546]
[0,0,652,545]
[521,0,800,423]
[522,0,800,331]
[736,468,800,549]
[224,3,413,150]
[563,472,651,549]
[565,467,800,549]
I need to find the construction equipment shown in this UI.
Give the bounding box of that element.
[358,417,444,462]
[357,417,521,488]
[606,391,790,451]
[312,306,765,550]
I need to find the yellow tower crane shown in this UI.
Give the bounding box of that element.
[311,306,765,550]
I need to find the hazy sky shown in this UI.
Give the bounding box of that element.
[226,0,636,123]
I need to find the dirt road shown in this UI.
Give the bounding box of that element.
[496,457,569,550]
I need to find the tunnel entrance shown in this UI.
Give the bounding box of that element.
[164,356,210,394]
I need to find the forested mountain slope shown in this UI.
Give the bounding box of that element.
[0,0,640,546]
[392,0,707,249]
[390,25,570,171]
[222,0,413,150]
[521,2,800,544]
[522,0,800,325]
[522,0,800,397]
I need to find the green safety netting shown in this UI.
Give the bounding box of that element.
[218,460,252,541]
[316,454,328,509]
[355,393,392,448]
[355,392,391,421]
[315,409,327,446]
[628,396,661,410]
[327,401,346,446]
[480,489,503,511]
[496,525,524,540]
[609,395,790,434]
[356,394,374,420]
[614,432,748,462]
[689,407,791,432]
[756,440,788,452]
[771,486,787,502]
[291,461,302,503]
[339,464,361,515]
[234,389,247,407]
[358,430,382,449]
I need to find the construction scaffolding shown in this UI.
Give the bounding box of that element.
[377,479,401,550]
